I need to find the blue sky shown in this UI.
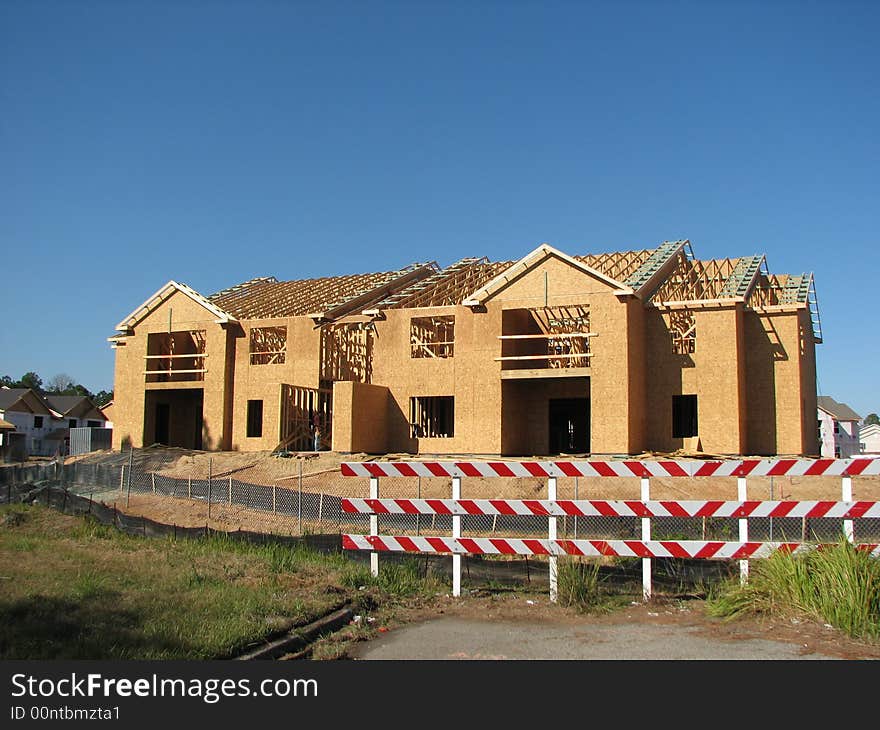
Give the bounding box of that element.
[1,1,877,417]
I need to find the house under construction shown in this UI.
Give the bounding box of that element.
[108,240,822,457]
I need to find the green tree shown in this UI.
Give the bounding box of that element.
[93,390,114,407]
[866,413,880,426]
[19,372,43,392]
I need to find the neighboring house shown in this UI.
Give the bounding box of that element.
[0,387,55,456]
[42,395,110,456]
[859,423,880,455]
[99,400,114,429]
[109,239,823,457]
[817,396,862,458]
[0,388,110,457]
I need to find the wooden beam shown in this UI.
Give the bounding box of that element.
[493,353,593,362]
[497,333,596,340]
[500,367,591,379]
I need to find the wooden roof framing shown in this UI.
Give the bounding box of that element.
[209,263,435,320]
[576,249,656,285]
[367,258,515,311]
[463,244,635,307]
[650,256,747,304]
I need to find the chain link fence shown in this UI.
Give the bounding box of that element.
[3,452,877,596]
[1,452,877,543]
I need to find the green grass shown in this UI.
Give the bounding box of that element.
[0,504,441,660]
[557,558,618,612]
[707,540,880,641]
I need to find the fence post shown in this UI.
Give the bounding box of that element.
[125,446,133,509]
[297,461,303,535]
[207,457,212,520]
[370,476,379,578]
[318,492,324,527]
[228,477,232,505]
[272,484,277,514]
[120,465,124,496]
[452,476,461,597]
[548,477,558,603]
[641,477,651,601]
[842,475,854,543]
[188,477,192,500]
[738,477,749,585]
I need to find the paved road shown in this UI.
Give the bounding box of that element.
[349,616,840,660]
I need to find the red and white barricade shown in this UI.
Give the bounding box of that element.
[340,458,880,601]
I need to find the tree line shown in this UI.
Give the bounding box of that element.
[1,372,113,407]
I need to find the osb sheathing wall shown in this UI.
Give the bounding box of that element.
[369,304,503,454]
[111,289,234,450]
[478,255,639,455]
[332,381,389,453]
[744,307,817,456]
[229,317,321,451]
[644,305,745,455]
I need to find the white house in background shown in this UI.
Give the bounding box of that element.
[817,396,862,458]
[0,388,55,456]
[0,388,110,457]
[42,395,110,455]
[860,422,880,455]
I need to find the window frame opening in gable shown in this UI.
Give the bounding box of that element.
[250,326,287,365]
[410,315,455,359]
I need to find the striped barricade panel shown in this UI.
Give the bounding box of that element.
[342,534,880,559]
[340,458,880,478]
[341,498,880,519]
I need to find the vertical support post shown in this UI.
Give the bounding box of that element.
[298,460,303,536]
[641,477,651,601]
[207,457,212,520]
[842,476,854,543]
[452,476,461,597]
[125,446,133,509]
[151,473,156,493]
[272,484,277,514]
[228,477,232,505]
[416,476,421,536]
[370,477,379,578]
[738,477,749,585]
[119,465,124,495]
[318,492,324,526]
[188,477,192,500]
[548,477,558,603]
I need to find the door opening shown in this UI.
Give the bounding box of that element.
[548,398,589,454]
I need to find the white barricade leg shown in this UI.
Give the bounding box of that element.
[738,477,749,585]
[452,476,461,597]
[842,476,854,543]
[641,477,651,601]
[370,477,379,578]
[548,477,558,603]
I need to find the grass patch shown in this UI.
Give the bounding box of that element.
[707,540,880,641]
[557,558,616,612]
[0,503,435,659]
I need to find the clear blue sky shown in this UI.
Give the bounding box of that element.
[1,1,877,417]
